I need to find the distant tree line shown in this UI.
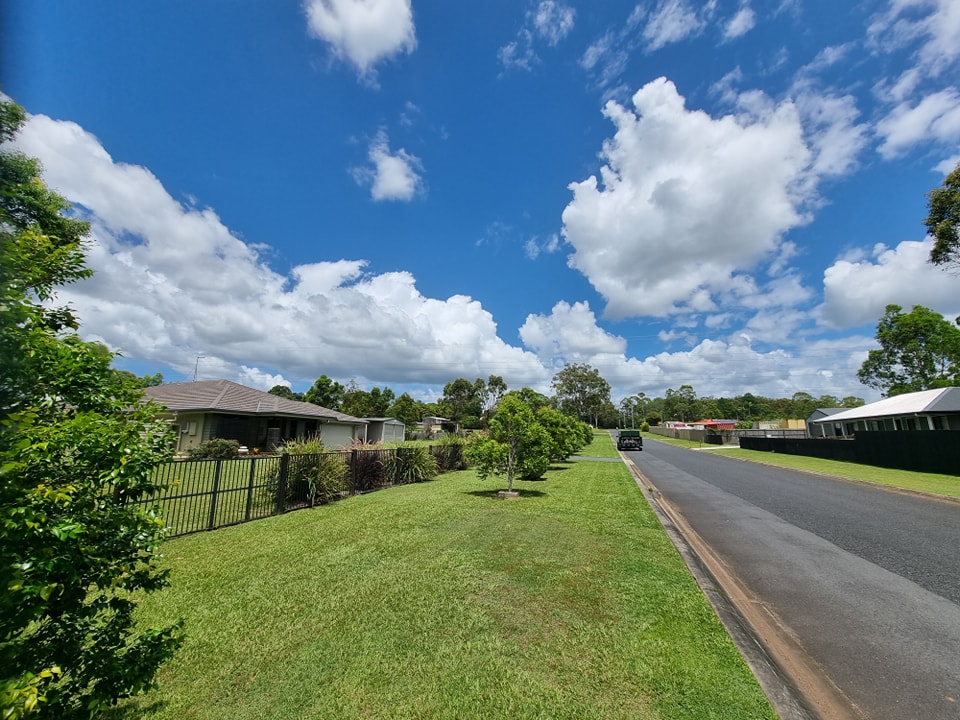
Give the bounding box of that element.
[268,368,868,430]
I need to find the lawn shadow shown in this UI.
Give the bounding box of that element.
[465,488,548,499]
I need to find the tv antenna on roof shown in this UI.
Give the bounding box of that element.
[193,354,205,382]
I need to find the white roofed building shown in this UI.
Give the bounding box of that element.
[807,387,960,438]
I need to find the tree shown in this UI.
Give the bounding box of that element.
[0,99,182,719]
[441,378,483,430]
[550,363,611,426]
[340,384,395,418]
[386,392,424,428]
[857,304,960,396]
[508,387,551,412]
[476,374,507,425]
[789,392,818,420]
[664,385,700,422]
[926,161,960,269]
[466,395,549,491]
[536,407,591,461]
[268,384,302,401]
[113,369,164,389]
[303,374,344,409]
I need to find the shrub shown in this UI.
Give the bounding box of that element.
[517,423,552,480]
[276,437,349,506]
[464,433,508,482]
[186,437,240,459]
[349,446,389,492]
[641,421,650,432]
[1,99,182,719]
[430,437,468,472]
[385,444,438,484]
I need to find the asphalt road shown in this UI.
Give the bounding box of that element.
[626,439,960,720]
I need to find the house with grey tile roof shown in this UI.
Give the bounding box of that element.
[145,379,367,452]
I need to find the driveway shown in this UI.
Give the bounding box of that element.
[625,439,960,720]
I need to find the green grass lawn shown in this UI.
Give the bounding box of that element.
[638,433,959,499]
[710,446,960,499]
[576,429,621,458]
[114,449,775,720]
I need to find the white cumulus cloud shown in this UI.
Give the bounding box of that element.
[519,301,626,362]
[561,77,815,319]
[819,238,960,328]
[15,113,546,390]
[304,0,416,80]
[353,130,424,201]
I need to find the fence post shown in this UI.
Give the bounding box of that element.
[244,456,257,521]
[207,459,223,531]
[276,453,289,514]
[351,449,359,494]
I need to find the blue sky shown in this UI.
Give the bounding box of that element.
[3,0,959,404]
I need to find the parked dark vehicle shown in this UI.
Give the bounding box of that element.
[617,430,643,451]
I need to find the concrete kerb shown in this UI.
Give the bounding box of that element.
[620,452,866,720]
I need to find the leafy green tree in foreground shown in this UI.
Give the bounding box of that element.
[857,304,960,396]
[0,99,182,719]
[466,395,550,491]
[926,161,960,269]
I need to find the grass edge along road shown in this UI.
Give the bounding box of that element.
[641,432,960,500]
[117,438,775,720]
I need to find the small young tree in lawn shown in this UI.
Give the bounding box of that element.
[466,395,548,492]
[0,99,182,719]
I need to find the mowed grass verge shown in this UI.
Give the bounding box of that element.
[116,448,775,719]
[640,433,960,499]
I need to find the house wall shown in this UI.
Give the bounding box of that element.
[812,413,960,437]
[383,422,405,443]
[320,422,358,448]
[174,412,209,452]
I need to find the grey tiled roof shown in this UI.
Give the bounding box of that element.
[145,380,366,425]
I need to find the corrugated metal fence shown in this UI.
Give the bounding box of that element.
[134,445,466,539]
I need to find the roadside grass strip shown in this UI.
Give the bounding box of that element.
[578,429,622,458]
[710,447,960,499]
[642,434,959,499]
[116,453,775,719]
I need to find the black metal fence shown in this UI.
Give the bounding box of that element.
[134,444,467,539]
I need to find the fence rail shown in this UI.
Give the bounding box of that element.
[134,444,466,539]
